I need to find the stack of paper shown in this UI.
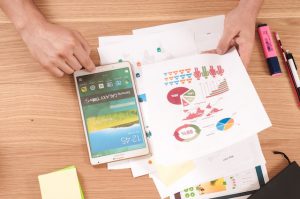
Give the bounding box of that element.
[97,15,271,198]
[38,166,84,199]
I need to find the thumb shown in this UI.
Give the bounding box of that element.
[235,37,253,67]
[217,29,236,55]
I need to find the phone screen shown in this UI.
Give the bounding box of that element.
[76,67,146,158]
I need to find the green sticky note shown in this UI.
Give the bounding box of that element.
[60,166,85,199]
[38,165,85,199]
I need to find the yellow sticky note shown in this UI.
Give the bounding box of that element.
[38,166,83,199]
[154,161,196,186]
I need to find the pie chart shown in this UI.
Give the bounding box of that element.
[181,89,196,107]
[216,118,234,131]
[167,87,189,105]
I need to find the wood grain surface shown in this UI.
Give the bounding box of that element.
[0,1,299,199]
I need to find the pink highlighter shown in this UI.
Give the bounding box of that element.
[257,24,282,77]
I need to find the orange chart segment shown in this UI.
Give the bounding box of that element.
[216,118,234,131]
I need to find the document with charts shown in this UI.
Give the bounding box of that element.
[140,49,271,164]
[149,136,266,198]
[169,165,268,199]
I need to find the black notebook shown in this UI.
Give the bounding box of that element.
[249,152,300,199]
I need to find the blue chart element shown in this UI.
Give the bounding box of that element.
[138,94,147,102]
[216,118,234,131]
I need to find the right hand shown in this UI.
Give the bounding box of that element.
[215,4,257,67]
[20,21,95,77]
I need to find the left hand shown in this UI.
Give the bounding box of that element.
[20,21,95,77]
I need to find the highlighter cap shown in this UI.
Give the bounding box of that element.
[267,57,282,76]
[257,23,267,28]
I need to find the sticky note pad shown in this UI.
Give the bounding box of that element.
[154,161,196,186]
[38,166,84,199]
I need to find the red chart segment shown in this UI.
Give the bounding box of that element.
[183,107,205,120]
[167,87,189,105]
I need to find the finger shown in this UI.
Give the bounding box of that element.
[229,38,237,47]
[201,49,218,54]
[66,55,83,71]
[235,37,253,67]
[217,28,238,55]
[56,60,74,74]
[74,32,90,54]
[47,66,64,77]
[74,45,96,72]
[202,39,237,54]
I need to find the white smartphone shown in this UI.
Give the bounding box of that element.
[74,62,149,165]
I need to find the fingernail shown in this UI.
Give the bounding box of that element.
[88,61,96,72]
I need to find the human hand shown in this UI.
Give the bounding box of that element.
[216,2,262,67]
[20,21,95,77]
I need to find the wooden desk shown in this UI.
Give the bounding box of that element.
[0,1,299,198]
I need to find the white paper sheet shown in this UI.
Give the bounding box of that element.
[147,135,266,198]
[98,35,133,47]
[133,15,224,38]
[99,29,198,80]
[107,159,131,170]
[133,15,224,54]
[140,49,271,164]
[169,193,250,199]
[160,164,268,199]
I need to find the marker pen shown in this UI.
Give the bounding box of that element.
[257,24,282,76]
[286,50,300,104]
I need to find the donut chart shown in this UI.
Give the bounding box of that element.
[174,124,201,142]
[216,118,234,131]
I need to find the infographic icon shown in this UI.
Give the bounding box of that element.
[167,87,189,105]
[181,89,196,106]
[174,124,201,142]
[216,118,234,131]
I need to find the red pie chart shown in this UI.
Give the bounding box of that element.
[167,87,189,105]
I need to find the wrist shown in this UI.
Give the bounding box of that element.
[5,0,48,34]
[238,0,263,19]
[17,15,48,38]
